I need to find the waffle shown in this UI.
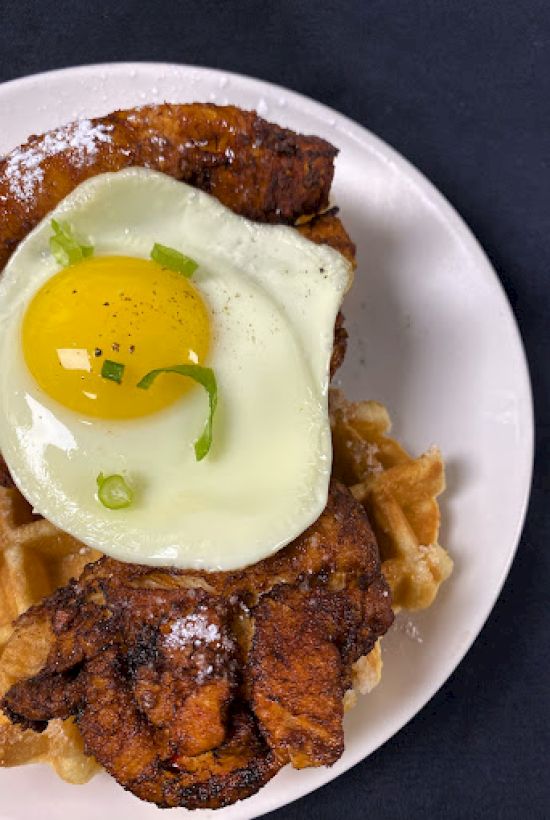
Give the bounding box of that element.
[0,483,101,782]
[0,393,450,784]
[330,389,453,610]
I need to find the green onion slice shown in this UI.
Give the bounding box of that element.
[150,243,198,278]
[50,219,93,267]
[96,473,134,510]
[101,359,125,384]
[137,365,217,460]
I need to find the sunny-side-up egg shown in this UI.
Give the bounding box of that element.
[0,168,352,570]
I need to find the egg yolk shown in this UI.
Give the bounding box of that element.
[22,256,211,420]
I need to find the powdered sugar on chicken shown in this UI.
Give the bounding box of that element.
[165,613,221,649]
[4,119,113,205]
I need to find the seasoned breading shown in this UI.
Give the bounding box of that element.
[297,207,357,268]
[248,585,345,768]
[0,103,338,271]
[125,709,280,811]
[2,483,393,809]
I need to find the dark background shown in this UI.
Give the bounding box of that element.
[1,1,548,817]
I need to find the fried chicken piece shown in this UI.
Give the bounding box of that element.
[127,709,280,810]
[1,581,272,809]
[78,644,278,810]
[2,484,393,809]
[5,579,265,807]
[1,668,81,729]
[0,103,337,271]
[248,576,394,769]
[297,207,357,268]
[248,585,345,768]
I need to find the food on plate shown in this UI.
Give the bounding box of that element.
[0,462,101,782]
[2,482,392,808]
[0,103,452,808]
[0,400,449,792]
[329,390,453,611]
[0,168,352,570]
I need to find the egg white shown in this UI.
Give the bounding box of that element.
[0,168,351,570]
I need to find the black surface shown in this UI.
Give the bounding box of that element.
[0,2,548,818]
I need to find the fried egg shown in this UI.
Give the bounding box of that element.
[0,168,351,570]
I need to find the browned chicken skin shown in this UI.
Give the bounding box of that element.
[297,206,356,267]
[0,103,339,271]
[2,484,394,809]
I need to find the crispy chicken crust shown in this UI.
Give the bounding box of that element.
[248,585,345,767]
[2,483,393,809]
[0,103,338,272]
[297,207,357,268]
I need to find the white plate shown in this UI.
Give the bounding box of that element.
[0,64,533,820]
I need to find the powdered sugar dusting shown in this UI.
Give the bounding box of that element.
[3,119,113,205]
[196,661,214,684]
[398,618,424,644]
[404,621,423,643]
[165,614,221,648]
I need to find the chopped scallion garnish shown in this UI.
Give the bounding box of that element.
[150,243,198,278]
[96,473,134,510]
[50,219,93,267]
[101,359,125,384]
[137,364,217,460]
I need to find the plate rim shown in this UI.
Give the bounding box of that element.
[0,61,535,818]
